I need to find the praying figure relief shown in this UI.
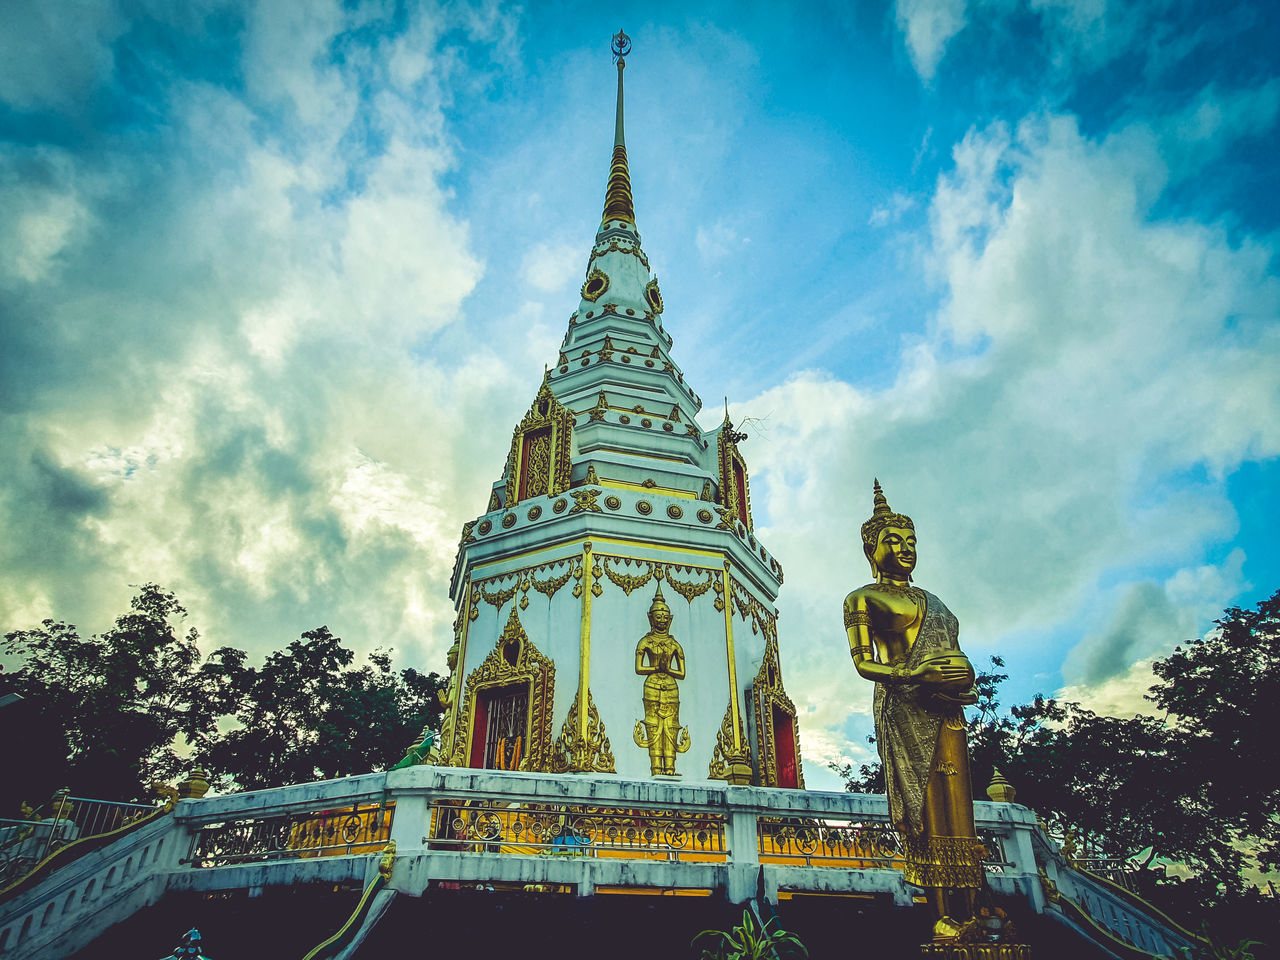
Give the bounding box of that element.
[633,583,691,775]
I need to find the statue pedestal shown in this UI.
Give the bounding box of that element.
[921,944,1031,959]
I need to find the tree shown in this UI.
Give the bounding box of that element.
[2,586,448,804]
[200,627,445,791]
[1,585,224,804]
[1148,591,1280,875]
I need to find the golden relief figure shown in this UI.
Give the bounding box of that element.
[844,481,984,943]
[633,584,691,775]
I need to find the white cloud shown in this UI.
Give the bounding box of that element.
[521,242,581,293]
[895,0,969,81]
[869,191,918,227]
[695,221,746,262]
[0,1,522,672]
[1057,656,1161,717]
[747,92,1280,759]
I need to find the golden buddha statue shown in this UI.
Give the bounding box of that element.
[844,480,984,940]
[633,584,691,775]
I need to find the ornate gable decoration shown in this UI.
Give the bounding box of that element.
[449,607,556,772]
[504,379,574,507]
[751,632,805,789]
[717,419,754,531]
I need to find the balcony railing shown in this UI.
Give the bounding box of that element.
[424,799,728,861]
[185,801,393,868]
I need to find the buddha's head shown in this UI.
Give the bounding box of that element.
[648,584,673,632]
[861,479,916,579]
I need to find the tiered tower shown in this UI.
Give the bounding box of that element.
[433,32,803,786]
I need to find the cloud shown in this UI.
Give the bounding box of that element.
[695,221,747,262]
[0,1,517,671]
[1062,550,1247,686]
[521,242,581,294]
[895,0,969,82]
[891,0,1226,87]
[744,90,1280,764]
[1056,656,1161,717]
[0,1,127,111]
[869,191,918,227]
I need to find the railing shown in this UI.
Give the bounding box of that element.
[1072,857,1140,894]
[186,801,393,868]
[1030,829,1197,958]
[757,815,902,867]
[0,797,156,888]
[425,799,727,861]
[0,768,1200,960]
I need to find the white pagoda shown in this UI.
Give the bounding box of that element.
[430,31,804,788]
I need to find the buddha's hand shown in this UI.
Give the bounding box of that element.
[913,655,975,690]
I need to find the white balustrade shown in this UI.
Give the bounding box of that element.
[0,769,1195,960]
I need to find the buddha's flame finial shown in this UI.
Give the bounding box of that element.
[602,31,636,225]
[872,478,891,517]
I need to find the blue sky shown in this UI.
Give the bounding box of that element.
[2,1,1277,789]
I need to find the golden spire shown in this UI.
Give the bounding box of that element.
[649,580,668,612]
[986,767,1017,803]
[872,478,891,516]
[602,30,635,225]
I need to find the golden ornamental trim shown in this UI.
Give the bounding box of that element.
[707,698,751,783]
[529,561,573,600]
[665,566,714,604]
[587,391,608,422]
[644,278,664,315]
[504,379,573,508]
[717,420,754,532]
[751,632,806,789]
[581,268,609,302]
[570,488,603,513]
[902,835,986,889]
[448,607,555,771]
[479,576,518,610]
[590,237,650,271]
[602,556,654,595]
[551,688,617,773]
[920,946,1033,960]
[730,580,768,634]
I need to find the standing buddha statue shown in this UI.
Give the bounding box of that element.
[633,583,691,775]
[843,480,985,941]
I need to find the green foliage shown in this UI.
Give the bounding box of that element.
[2,585,447,802]
[693,909,807,960]
[204,627,445,790]
[2,585,220,803]
[1178,922,1263,960]
[1148,591,1280,874]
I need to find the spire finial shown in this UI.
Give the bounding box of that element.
[602,31,635,225]
[872,478,891,517]
[649,580,669,614]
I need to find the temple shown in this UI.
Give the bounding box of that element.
[0,35,1203,960]
[429,29,802,789]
